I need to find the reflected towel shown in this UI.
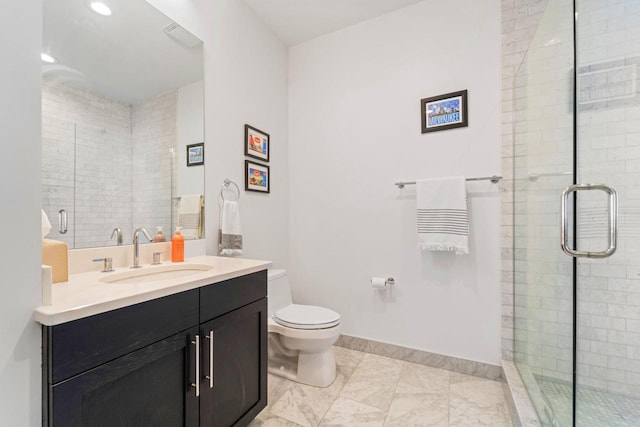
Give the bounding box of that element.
[219,200,243,256]
[178,194,204,239]
[417,176,469,255]
[42,209,52,238]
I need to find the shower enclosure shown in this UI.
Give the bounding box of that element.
[513,0,640,425]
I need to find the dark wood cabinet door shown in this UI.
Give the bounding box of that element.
[200,299,267,427]
[50,327,200,427]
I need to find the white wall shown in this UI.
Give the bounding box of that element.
[0,1,43,425]
[177,80,205,197]
[148,0,289,267]
[289,0,502,365]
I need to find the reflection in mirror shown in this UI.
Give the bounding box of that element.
[41,0,204,249]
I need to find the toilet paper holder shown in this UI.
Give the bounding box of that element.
[371,277,395,287]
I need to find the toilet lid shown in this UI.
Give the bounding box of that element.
[273,304,341,330]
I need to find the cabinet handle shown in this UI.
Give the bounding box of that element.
[205,331,214,388]
[191,335,200,397]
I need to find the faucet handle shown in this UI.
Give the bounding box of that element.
[152,252,162,265]
[93,258,114,273]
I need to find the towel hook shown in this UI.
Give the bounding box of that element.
[219,178,240,203]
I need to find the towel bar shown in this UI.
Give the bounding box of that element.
[394,175,501,189]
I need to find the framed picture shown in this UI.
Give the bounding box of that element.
[244,124,270,162]
[245,160,270,193]
[420,90,468,133]
[186,142,204,166]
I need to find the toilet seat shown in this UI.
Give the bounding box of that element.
[273,304,341,330]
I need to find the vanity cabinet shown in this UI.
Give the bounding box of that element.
[42,270,267,427]
[199,299,267,426]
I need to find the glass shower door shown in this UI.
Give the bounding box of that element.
[573,0,640,425]
[512,0,576,425]
[513,1,640,425]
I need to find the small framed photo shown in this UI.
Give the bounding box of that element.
[186,142,204,166]
[421,90,468,133]
[245,160,270,193]
[244,124,270,162]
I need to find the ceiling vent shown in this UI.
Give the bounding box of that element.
[163,22,201,48]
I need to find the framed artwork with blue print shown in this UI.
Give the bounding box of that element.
[420,90,468,133]
[186,142,204,166]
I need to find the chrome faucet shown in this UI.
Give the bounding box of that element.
[131,228,152,269]
[111,227,123,246]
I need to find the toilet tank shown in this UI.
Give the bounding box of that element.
[267,269,292,315]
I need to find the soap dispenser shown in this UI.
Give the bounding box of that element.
[153,226,167,243]
[171,227,184,262]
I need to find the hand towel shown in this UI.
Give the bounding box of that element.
[42,209,52,238]
[417,176,469,255]
[219,200,243,256]
[178,194,204,239]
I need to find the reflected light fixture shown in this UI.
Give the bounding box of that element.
[41,53,56,63]
[90,2,112,16]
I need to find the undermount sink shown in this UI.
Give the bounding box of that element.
[100,263,213,284]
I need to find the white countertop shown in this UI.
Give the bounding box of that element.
[35,256,271,326]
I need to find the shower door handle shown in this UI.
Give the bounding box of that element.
[58,209,68,234]
[561,184,618,258]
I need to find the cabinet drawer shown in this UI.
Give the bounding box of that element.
[45,289,199,384]
[200,270,267,323]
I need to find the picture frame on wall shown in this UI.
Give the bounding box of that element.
[186,142,204,166]
[244,124,270,162]
[245,160,270,193]
[420,90,468,133]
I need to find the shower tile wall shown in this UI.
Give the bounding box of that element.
[503,0,640,403]
[42,79,177,248]
[131,91,176,238]
[42,78,132,248]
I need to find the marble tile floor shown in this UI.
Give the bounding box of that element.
[249,346,513,427]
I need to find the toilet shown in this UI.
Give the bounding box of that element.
[267,269,341,388]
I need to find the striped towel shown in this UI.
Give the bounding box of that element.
[416,177,469,255]
[219,200,243,256]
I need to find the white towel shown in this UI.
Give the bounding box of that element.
[178,194,204,239]
[41,209,52,238]
[417,177,469,255]
[219,200,243,256]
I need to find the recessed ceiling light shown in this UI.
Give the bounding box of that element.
[90,2,112,16]
[41,53,56,63]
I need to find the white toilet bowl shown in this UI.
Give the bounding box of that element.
[267,270,341,388]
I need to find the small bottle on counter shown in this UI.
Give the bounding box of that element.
[171,227,184,262]
[153,226,167,243]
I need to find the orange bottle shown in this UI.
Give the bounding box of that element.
[171,227,184,262]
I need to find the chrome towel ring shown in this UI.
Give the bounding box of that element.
[219,178,240,203]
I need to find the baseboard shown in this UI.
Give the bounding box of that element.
[334,334,503,381]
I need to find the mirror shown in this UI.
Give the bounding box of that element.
[41,0,204,249]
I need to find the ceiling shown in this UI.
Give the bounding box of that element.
[42,0,203,105]
[243,0,425,46]
[41,0,422,103]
